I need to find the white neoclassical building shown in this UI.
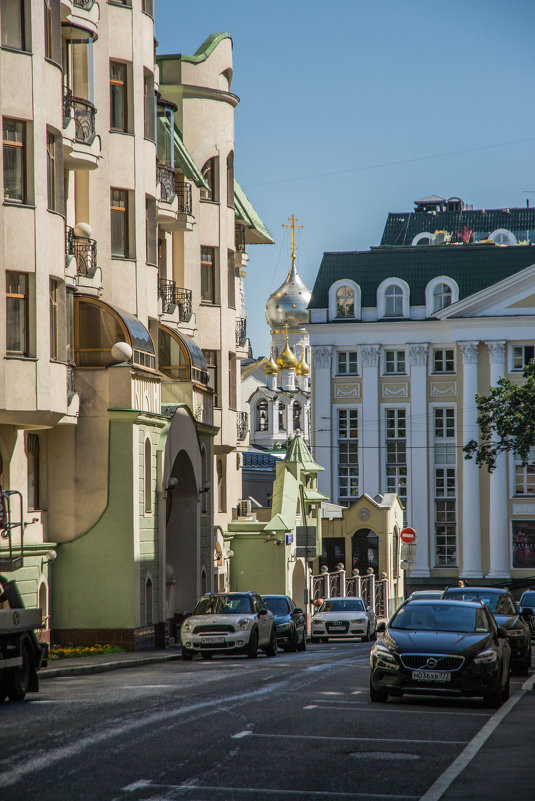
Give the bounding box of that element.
[307,196,535,589]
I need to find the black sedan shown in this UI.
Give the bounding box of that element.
[263,595,306,652]
[442,587,532,674]
[370,600,511,707]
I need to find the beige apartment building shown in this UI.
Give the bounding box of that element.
[0,2,271,647]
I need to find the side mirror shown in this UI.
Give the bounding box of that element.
[258,608,268,616]
[497,626,508,638]
[520,607,533,618]
[366,605,371,612]
[293,608,303,615]
[376,620,386,633]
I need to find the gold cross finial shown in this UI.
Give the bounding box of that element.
[282,214,304,266]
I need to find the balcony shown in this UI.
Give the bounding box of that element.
[63,89,100,170]
[157,163,176,203]
[236,318,247,348]
[158,278,193,323]
[61,0,99,37]
[237,411,248,441]
[175,180,193,215]
[66,225,97,277]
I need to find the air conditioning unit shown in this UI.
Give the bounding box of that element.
[237,499,252,518]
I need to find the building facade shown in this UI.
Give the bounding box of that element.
[0,4,271,647]
[308,196,535,588]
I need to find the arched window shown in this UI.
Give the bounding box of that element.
[278,402,286,431]
[158,325,209,385]
[144,437,152,513]
[145,577,153,625]
[384,284,403,317]
[432,283,452,312]
[200,156,219,201]
[293,401,302,432]
[256,399,268,431]
[336,285,355,318]
[411,232,433,246]
[226,152,234,207]
[75,298,155,369]
[489,229,516,246]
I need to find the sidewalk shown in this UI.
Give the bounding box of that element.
[39,648,182,679]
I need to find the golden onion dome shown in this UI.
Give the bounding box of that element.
[277,343,298,370]
[264,350,279,375]
[265,261,312,330]
[296,352,310,376]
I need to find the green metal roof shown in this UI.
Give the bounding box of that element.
[157,33,232,65]
[381,206,535,246]
[171,123,208,189]
[309,244,535,310]
[284,433,324,473]
[234,180,274,245]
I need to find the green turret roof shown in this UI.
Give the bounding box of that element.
[284,433,323,473]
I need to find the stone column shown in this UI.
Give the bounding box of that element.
[485,341,510,578]
[312,346,334,498]
[360,345,381,497]
[408,344,430,577]
[460,342,483,578]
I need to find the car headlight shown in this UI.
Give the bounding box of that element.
[372,641,397,668]
[351,617,366,623]
[182,621,193,632]
[507,629,524,637]
[237,617,251,629]
[313,618,325,625]
[473,648,498,664]
[276,622,292,631]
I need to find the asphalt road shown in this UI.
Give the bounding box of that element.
[1,641,531,801]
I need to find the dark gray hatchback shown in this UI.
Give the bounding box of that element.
[370,600,511,707]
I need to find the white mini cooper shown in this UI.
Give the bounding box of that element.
[181,592,277,660]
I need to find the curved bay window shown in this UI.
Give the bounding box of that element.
[158,325,208,386]
[336,285,354,318]
[74,297,155,369]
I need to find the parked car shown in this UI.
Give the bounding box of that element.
[263,595,307,652]
[369,599,511,707]
[311,597,376,642]
[405,590,443,602]
[441,587,532,674]
[518,590,535,632]
[180,592,277,660]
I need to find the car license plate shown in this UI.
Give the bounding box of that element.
[200,637,225,644]
[330,622,345,628]
[412,670,451,683]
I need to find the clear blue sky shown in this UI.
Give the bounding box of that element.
[155,0,535,358]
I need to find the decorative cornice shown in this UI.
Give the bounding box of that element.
[460,341,479,364]
[312,345,334,369]
[485,341,506,364]
[408,343,429,367]
[360,345,381,368]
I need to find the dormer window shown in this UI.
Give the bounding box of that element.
[384,284,403,317]
[336,285,354,317]
[432,283,452,312]
[425,277,459,316]
[489,229,516,246]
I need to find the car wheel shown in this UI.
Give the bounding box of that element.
[290,628,299,652]
[181,648,193,661]
[265,627,278,657]
[370,624,377,641]
[247,629,258,659]
[297,631,307,651]
[201,652,213,660]
[6,641,32,702]
[515,648,531,676]
[501,672,511,702]
[369,676,388,703]
[483,671,504,708]
[363,624,370,642]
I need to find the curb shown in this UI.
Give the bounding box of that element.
[39,652,182,679]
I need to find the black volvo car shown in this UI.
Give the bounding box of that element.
[370,600,511,707]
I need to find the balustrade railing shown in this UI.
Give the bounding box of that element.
[72,97,96,144]
[236,411,248,441]
[236,318,247,347]
[310,570,379,613]
[74,0,96,8]
[157,163,176,203]
[158,278,192,322]
[63,86,73,123]
[65,226,97,276]
[175,180,193,214]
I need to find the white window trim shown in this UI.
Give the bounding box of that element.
[377,277,410,319]
[411,232,434,246]
[428,401,458,569]
[430,345,456,375]
[380,403,410,520]
[509,342,535,372]
[276,397,289,434]
[328,279,361,321]
[382,347,407,376]
[425,276,459,316]
[489,228,517,246]
[335,349,359,376]
[333,402,362,503]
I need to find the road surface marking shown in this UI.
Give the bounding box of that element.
[419,673,535,801]
[319,690,344,695]
[232,730,253,739]
[233,732,467,745]
[303,704,318,709]
[121,781,419,799]
[309,704,489,717]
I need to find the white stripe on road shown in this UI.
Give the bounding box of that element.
[307,704,490,717]
[419,673,535,801]
[232,731,468,746]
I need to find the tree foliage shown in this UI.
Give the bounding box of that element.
[464,360,535,472]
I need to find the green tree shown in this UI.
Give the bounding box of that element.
[464,360,535,471]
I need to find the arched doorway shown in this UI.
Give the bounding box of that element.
[351,528,378,574]
[292,559,306,610]
[166,449,199,614]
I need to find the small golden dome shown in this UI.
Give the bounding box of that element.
[264,350,279,375]
[296,352,310,376]
[277,343,298,370]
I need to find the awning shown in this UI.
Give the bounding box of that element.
[110,304,155,354]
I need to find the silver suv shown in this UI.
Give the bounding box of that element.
[181,592,277,660]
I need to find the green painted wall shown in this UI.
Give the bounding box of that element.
[230,535,287,595]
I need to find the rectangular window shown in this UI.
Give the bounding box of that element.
[26,433,39,510]
[337,351,358,375]
[513,345,534,371]
[44,0,52,58]
[227,250,236,308]
[201,246,216,303]
[141,0,153,16]
[229,353,237,409]
[203,349,218,406]
[514,449,535,495]
[49,278,59,360]
[143,70,155,141]
[47,130,56,210]
[385,409,407,516]
[338,409,358,504]
[110,61,127,132]
[145,195,156,264]
[6,271,28,354]
[111,188,128,257]
[433,348,455,373]
[3,118,25,203]
[385,349,405,374]
[434,408,455,438]
[1,0,27,51]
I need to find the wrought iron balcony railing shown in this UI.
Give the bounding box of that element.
[74,0,96,8]
[158,278,193,322]
[237,411,249,441]
[157,163,176,203]
[236,318,247,348]
[175,180,193,215]
[235,224,246,253]
[72,97,96,144]
[63,86,73,124]
[65,226,97,277]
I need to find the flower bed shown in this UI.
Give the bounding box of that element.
[49,644,124,659]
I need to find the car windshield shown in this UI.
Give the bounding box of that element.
[442,590,499,612]
[264,597,290,615]
[520,592,535,605]
[390,603,490,633]
[193,594,252,615]
[319,598,365,612]
[409,592,442,600]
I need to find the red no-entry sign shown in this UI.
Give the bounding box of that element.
[400,527,417,544]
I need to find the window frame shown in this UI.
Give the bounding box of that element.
[336,351,358,376]
[3,117,26,204]
[377,278,409,319]
[1,0,29,53]
[49,278,60,360]
[425,276,459,316]
[511,344,535,372]
[328,279,360,321]
[110,60,128,133]
[6,270,28,355]
[203,349,219,406]
[26,432,40,511]
[201,246,217,303]
[337,407,359,505]
[110,188,129,258]
[384,349,406,375]
[433,347,456,374]
[200,156,219,202]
